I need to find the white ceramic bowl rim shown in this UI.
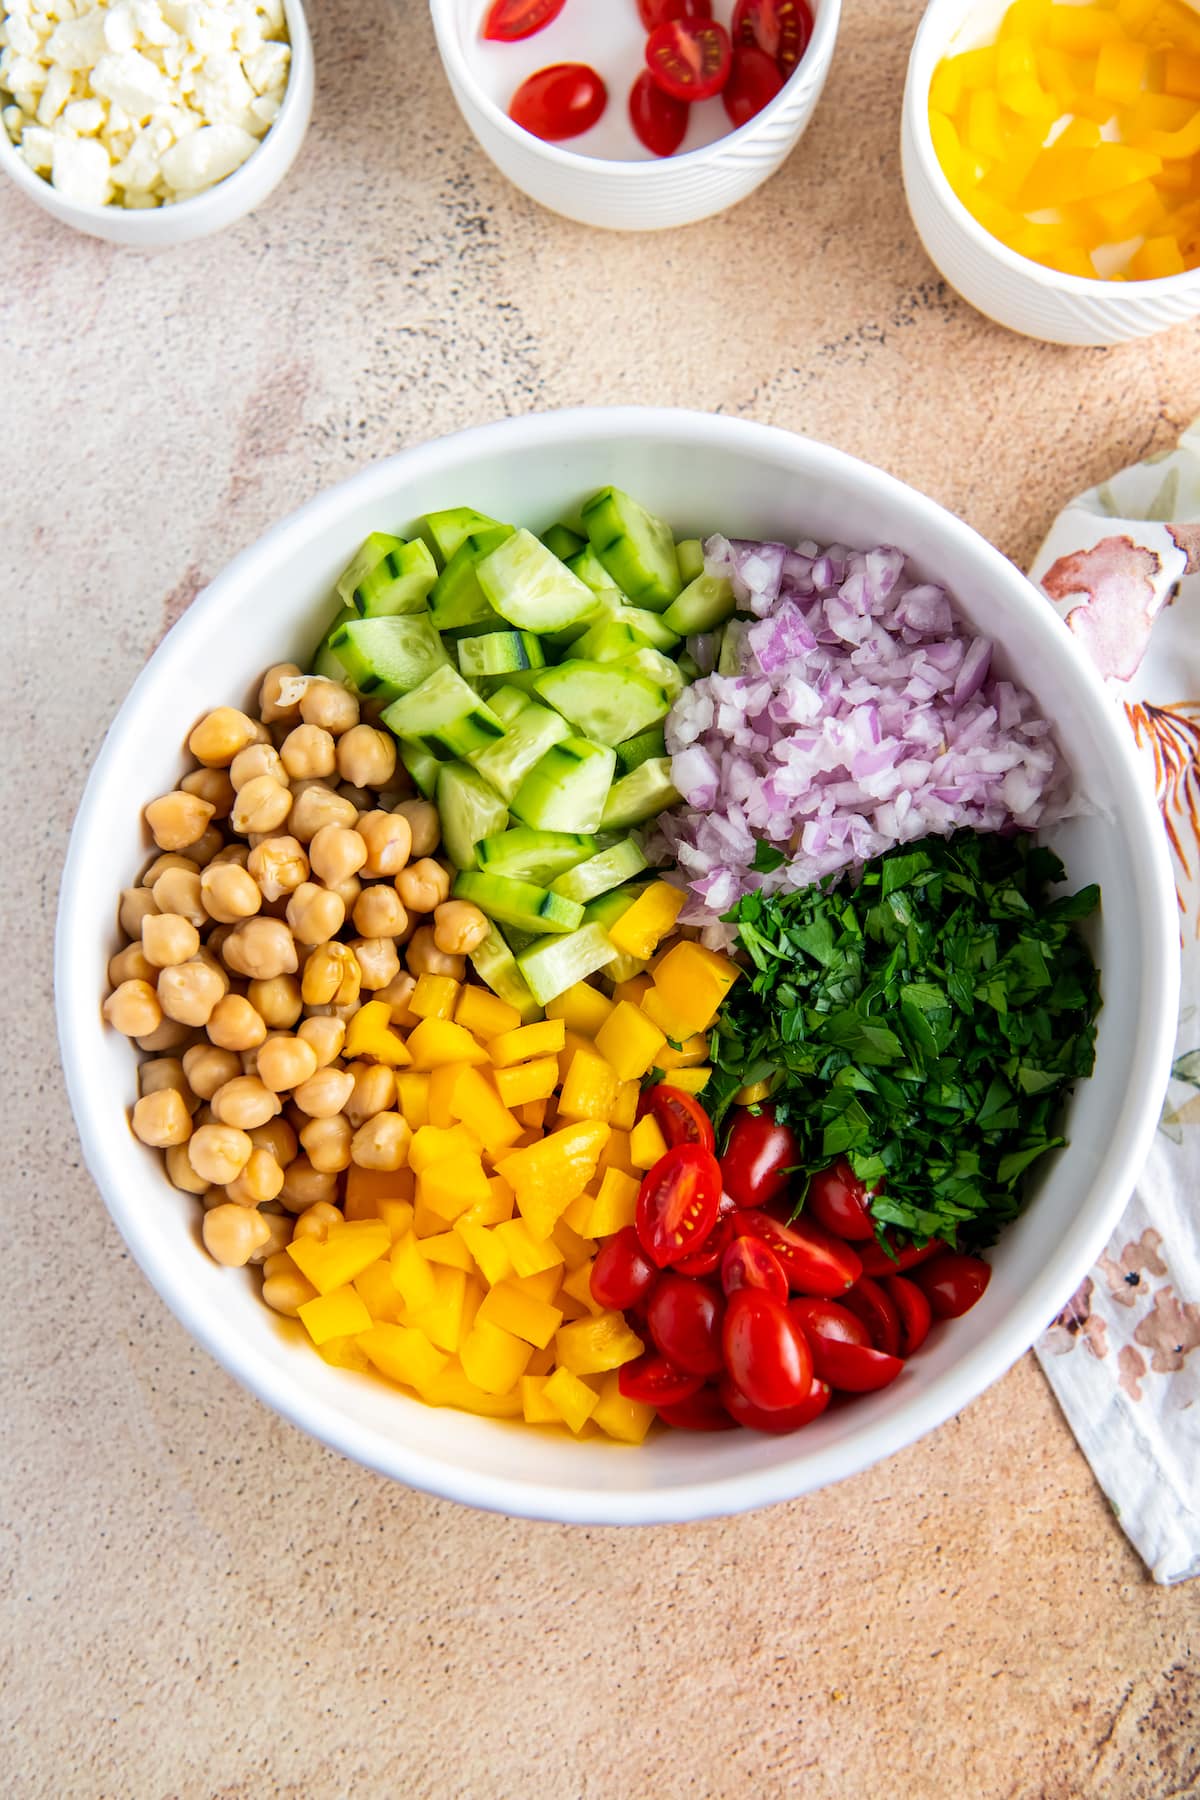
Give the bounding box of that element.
[907,0,1194,297]
[428,0,840,173]
[57,407,1179,1524]
[0,0,310,231]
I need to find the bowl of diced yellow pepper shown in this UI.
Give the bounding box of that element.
[902,0,1200,343]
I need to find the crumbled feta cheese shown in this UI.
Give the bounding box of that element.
[35,60,71,120]
[102,4,137,52]
[62,92,102,128]
[18,117,52,165]
[51,128,110,200]
[158,115,250,186]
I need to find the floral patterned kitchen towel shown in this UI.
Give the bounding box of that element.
[1030,420,1200,1585]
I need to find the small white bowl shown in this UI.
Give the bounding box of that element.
[57,407,1178,1525]
[901,0,1200,345]
[428,0,840,230]
[0,0,313,247]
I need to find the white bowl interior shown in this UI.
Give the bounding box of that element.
[57,409,1178,1524]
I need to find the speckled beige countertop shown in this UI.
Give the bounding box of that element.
[4,1,1199,1794]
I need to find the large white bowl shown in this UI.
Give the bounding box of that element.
[0,0,313,247]
[428,0,840,230]
[57,407,1178,1525]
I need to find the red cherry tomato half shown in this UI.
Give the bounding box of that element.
[722,44,783,127]
[913,1252,992,1318]
[619,1352,705,1407]
[721,1233,788,1302]
[805,1161,877,1242]
[731,0,813,75]
[806,1336,904,1393]
[638,0,712,27]
[646,18,732,102]
[722,1287,813,1412]
[673,1211,733,1278]
[482,0,567,40]
[736,1209,862,1297]
[628,69,690,157]
[719,1106,801,1211]
[636,1143,723,1269]
[647,1273,725,1376]
[857,1233,946,1278]
[885,1274,932,1356]
[509,63,607,141]
[840,1275,902,1356]
[657,1384,738,1430]
[649,1084,716,1154]
[590,1226,657,1312]
[720,1373,832,1433]
[788,1296,871,1348]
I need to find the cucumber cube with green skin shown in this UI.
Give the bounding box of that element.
[309,604,355,681]
[418,507,502,568]
[510,736,616,835]
[501,923,540,955]
[583,882,649,930]
[718,619,746,675]
[662,573,736,636]
[599,758,681,830]
[565,545,625,597]
[380,665,504,761]
[436,762,509,871]
[476,826,598,886]
[517,924,619,1006]
[532,660,672,747]
[429,525,514,631]
[456,630,545,678]
[676,651,702,683]
[397,736,440,800]
[549,837,650,904]
[675,538,706,584]
[453,871,584,936]
[582,486,682,613]
[486,684,531,727]
[469,923,541,1022]
[612,606,680,652]
[541,523,586,561]
[570,619,656,664]
[468,697,571,801]
[477,529,604,634]
[615,727,667,774]
[328,613,450,701]
[337,534,439,617]
[619,646,685,703]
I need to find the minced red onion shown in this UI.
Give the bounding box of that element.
[661,534,1067,939]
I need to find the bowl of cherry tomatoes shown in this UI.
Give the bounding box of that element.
[428,0,841,229]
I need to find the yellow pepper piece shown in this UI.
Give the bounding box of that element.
[653,1031,710,1071]
[409,973,462,1021]
[735,1076,777,1105]
[496,1119,610,1238]
[542,1366,599,1434]
[426,1365,522,1417]
[377,1197,415,1242]
[585,1166,640,1239]
[1130,231,1186,273]
[647,941,740,1039]
[590,1371,655,1445]
[1056,116,1103,149]
[663,1066,712,1097]
[929,56,965,114]
[520,1373,562,1423]
[949,44,999,90]
[408,1264,468,1352]
[455,1218,515,1285]
[353,1258,405,1323]
[516,1265,564,1303]
[492,1056,559,1108]
[557,1047,620,1124]
[494,1216,565,1278]
[316,1334,371,1373]
[342,999,412,1067]
[612,973,652,1007]
[298,1284,373,1346]
[1047,5,1121,52]
[1155,0,1200,54]
[1095,34,1150,101]
[460,1318,534,1394]
[358,1323,449,1394]
[996,37,1057,118]
[965,86,1007,159]
[395,1071,430,1129]
[412,1200,450,1237]
[462,1173,517,1227]
[476,1279,564,1348]
[546,980,615,1036]
[629,1113,669,1169]
[595,1127,635,1178]
[560,1260,604,1317]
[288,1220,391,1295]
[416,1149,492,1223]
[611,1079,639,1131]
[420,1230,477,1272]
[554,1311,644,1376]
[488,1019,566,1067]
[408,1123,482,1174]
[550,1217,594,1272]
[406,1017,489,1070]
[1145,112,1200,157]
[454,985,521,1039]
[593,1000,666,1082]
[390,1230,438,1311]
[1090,177,1165,235]
[561,1191,596,1236]
[1164,48,1200,96]
[517,1096,550,1130]
[427,1062,523,1154]
[606,881,686,960]
[344,1162,413,1219]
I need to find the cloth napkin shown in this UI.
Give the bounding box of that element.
[1029,421,1200,1584]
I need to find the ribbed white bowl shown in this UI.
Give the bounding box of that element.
[901,0,1200,345]
[429,0,840,230]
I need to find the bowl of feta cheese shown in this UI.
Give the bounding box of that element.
[0,0,312,245]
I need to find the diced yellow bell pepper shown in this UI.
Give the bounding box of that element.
[516,1266,563,1304]
[439,1062,523,1154]
[477,1279,564,1348]
[406,1017,490,1070]
[409,1123,482,1174]
[590,1371,655,1444]
[525,1342,557,1377]
[298,1284,373,1346]
[542,1365,598,1434]
[492,1056,558,1108]
[413,1200,451,1238]
[1130,231,1187,274]
[596,1127,635,1177]
[409,973,462,1021]
[929,55,965,115]
[377,1197,416,1242]
[1089,177,1165,236]
[353,1258,405,1323]
[999,0,1050,42]
[553,1029,591,1089]
[454,984,522,1038]
[611,1080,638,1131]
[426,1365,522,1417]
[653,1031,710,1071]
[996,37,1056,117]
[288,1220,391,1295]
[1095,33,1149,100]
[358,1322,449,1393]
[551,1216,594,1271]
[560,1260,604,1317]
[735,1076,776,1106]
[1165,47,1200,96]
[390,1230,438,1310]
[517,1096,550,1130]
[629,1113,669,1169]
[417,1149,492,1223]
[1123,91,1197,134]
[344,1163,414,1219]
[460,1318,533,1394]
[395,1071,430,1129]
[461,1174,516,1227]
[1048,4,1120,52]
[561,1190,596,1235]
[342,999,412,1067]
[420,1230,477,1272]
[647,941,740,1039]
[316,1334,372,1373]
[409,1265,468,1352]
[1154,155,1198,191]
[557,1047,620,1124]
[585,1166,640,1239]
[555,1311,644,1376]
[426,1062,461,1128]
[546,980,615,1036]
[1144,111,1200,158]
[964,86,1007,159]
[496,1119,610,1238]
[612,973,652,1007]
[488,1019,566,1068]
[605,881,687,961]
[494,1216,565,1278]
[455,1218,514,1286]
[593,1000,666,1082]
[520,1374,561,1424]
[949,44,998,89]
[665,1066,712,1096]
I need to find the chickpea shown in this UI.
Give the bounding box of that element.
[225,1146,286,1207]
[297,1015,345,1068]
[432,899,490,957]
[326,873,363,915]
[394,798,440,859]
[142,911,201,968]
[202,1201,271,1267]
[183,1043,242,1099]
[206,994,268,1053]
[405,926,465,981]
[357,810,412,878]
[231,776,293,838]
[300,1113,353,1173]
[256,1033,319,1093]
[145,790,215,851]
[259,662,305,725]
[222,918,298,981]
[338,783,374,812]
[246,1210,293,1263]
[375,970,417,1022]
[308,824,367,887]
[181,767,235,818]
[247,834,309,902]
[300,677,360,735]
[286,881,345,947]
[165,1140,210,1195]
[135,1017,197,1054]
[118,886,159,939]
[353,885,407,939]
[157,958,226,1027]
[336,724,396,790]
[141,852,199,888]
[249,1116,298,1167]
[350,936,400,990]
[292,1066,356,1119]
[289,783,357,842]
[290,1199,342,1242]
[104,979,162,1038]
[188,826,227,868]
[351,1111,412,1172]
[301,942,361,1009]
[208,842,251,869]
[229,742,285,790]
[109,942,156,987]
[151,867,206,929]
[397,857,450,915]
[247,973,303,1028]
[139,1057,196,1114]
[261,1253,316,1317]
[212,1076,282,1130]
[131,1087,193,1148]
[200,861,262,924]
[188,707,261,767]
[344,1061,396,1128]
[278,1156,338,1213]
[188,1122,253,1185]
[279,722,336,782]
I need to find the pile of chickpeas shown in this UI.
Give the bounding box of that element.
[102,663,491,1316]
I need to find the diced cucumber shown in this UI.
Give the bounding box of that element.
[565,545,624,597]
[453,871,584,937]
[456,630,545,678]
[381,665,504,761]
[337,534,439,617]
[418,507,501,568]
[510,736,616,835]
[614,606,680,652]
[541,523,585,560]
[397,736,440,800]
[429,525,513,631]
[582,486,682,612]
[621,646,686,703]
[486,684,532,727]
[517,924,619,1006]
[662,573,736,636]
[676,651,702,683]
[476,826,598,885]
[328,613,450,701]
[477,529,603,634]
[549,837,650,903]
[615,728,666,774]
[533,661,672,748]
[501,923,539,955]
[309,604,355,681]
[479,668,547,698]
[600,757,681,830]
[435,762,509,871]
[718,618,747,675]
[607,950,650,983]
[469,923,541,1022]
[570,619,655,663]
[468,697,571,801]
[583,883,648,930]
[675,538,706,584]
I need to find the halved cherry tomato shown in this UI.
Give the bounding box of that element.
[657,1384,737,1430]
[590,1226,657,1312]
[722,44,783,126]
[805,1161,877,1242]
[673,1211,733,1278]
[636,1144,722,1269]
[509,63,607,141]
[629,69,690,157]
[646,18,732,102]
[619,1352,704,1407]
[638,0,712,27]
[857,1233,946,1278]
[720,1373,831,1433]
[722,1288,813,1411]
[913,1252,992,1318]
[788,1297,870,1347]
[482,0,567,40]
[731,0,812,75]
[736,1209,862,1297]
[840,1276,902,1356]
[885,1274,932,1355]
[647,1273,725,1376]
[649,1084,715,1154]
[719,1106,801,1211]
[721,1233,788,1302]
[806,1336,904,1393]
